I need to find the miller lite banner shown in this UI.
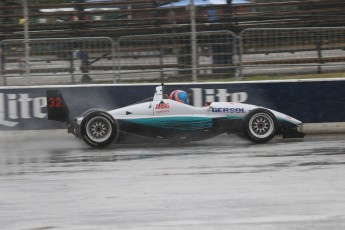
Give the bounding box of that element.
[0,79,345,130]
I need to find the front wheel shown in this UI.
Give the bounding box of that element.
[81,111,118,148]
[244,108,277,143]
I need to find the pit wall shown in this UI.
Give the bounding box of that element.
[0,79,344,133]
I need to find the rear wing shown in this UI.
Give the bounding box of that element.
[46,89,70,122]
[47,90,78,136]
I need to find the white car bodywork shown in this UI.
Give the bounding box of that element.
[79,86,301,125]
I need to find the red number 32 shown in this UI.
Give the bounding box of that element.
[48,97,62,108]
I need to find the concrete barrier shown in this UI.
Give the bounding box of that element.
[0,78,344,132]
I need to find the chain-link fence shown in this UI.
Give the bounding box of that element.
[0,37,116,85]
[117,31,239,82]
[239,27,345,78]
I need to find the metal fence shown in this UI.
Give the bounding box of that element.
[117,31,239,82]
[239,27,345,78]
[0,37,116,85]
[1,27,345,86]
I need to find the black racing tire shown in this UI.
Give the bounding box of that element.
[81,108,105,117]
[80,111,119,148]
[243,108,277,143]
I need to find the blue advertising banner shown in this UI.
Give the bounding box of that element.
[0,79,344,130]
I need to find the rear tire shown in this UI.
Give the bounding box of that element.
[81,111,118,148]
[244,108,277,143]
[82,108,105,117]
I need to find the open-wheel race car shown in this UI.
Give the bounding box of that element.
[47,84,304,148]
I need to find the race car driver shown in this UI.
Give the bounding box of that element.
[169,90,189,104]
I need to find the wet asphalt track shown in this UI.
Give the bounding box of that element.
[0,131,345,230]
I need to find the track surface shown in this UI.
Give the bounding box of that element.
[1,131,345,230]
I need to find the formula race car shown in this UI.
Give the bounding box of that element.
[47,84,304,148]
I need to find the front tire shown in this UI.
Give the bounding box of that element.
[81,111,118,148]
[244,108,277,143]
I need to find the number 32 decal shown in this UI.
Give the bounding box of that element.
[48,97,62,108]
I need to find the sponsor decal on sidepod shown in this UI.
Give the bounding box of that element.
[211,108,245,113]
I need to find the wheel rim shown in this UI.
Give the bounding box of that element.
[86,116,112,142]
[249,113,274,139]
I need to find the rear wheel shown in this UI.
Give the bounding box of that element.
[82,108,105,117]
[81,111,118,148]
[244,108,277,143]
